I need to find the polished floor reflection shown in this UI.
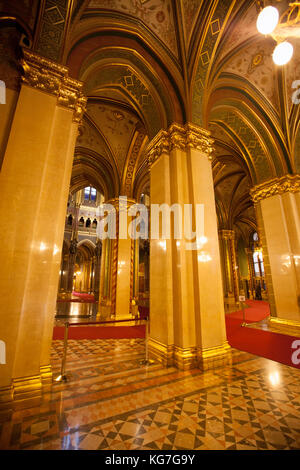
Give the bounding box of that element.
[1,339,300,450]
[55,301,98,318]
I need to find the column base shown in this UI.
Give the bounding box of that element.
[0,386,14,422]
[149,338,232,371]
[0,385,13,407]
[198,342,232,371]
[0,368,53,413]
[40,365,52,391]
[12,375,42,402]
[148,337,174,367]
[174,346,198,370]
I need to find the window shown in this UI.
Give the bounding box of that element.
[253,250,264,277]
[91,187,96,201]
[84,186,97,202]
[253,232,259,242]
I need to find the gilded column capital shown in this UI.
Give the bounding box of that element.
[147,123,214,167]
[20,48,87,123]
[105,198,137,210]
[251,174,300,203]
[147,130,170,167]
[219,229,235,240]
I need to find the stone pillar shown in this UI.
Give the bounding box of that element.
[93,240,102,301]
[147,123,230,371]
[0,49,86,405]
[246,248,256,299]
[58,252,69,294]
[98,199,136,319]
[66,239,77,295]
[251,175,300,327]
[115,198,136,319]
[219,230,239,304]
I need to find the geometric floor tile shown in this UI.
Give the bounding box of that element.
[1,339,300,450]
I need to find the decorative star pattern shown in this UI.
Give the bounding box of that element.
[1,339,300,450]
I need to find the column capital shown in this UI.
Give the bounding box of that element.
[105,197,137,210]
[219,229,235,240]
[147,122,214,167]
[251,174,300,203]
[20,48,87,123]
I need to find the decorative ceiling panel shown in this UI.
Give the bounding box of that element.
[87,0,178,58]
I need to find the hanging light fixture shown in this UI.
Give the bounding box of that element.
[272,41,294,65]
[256,2,300,65]
[256,6,279,35]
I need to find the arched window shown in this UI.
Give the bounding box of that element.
[79,217,84,227]
[253,249,264,277]
[92,219,97,229]
[86,218,91,228]
[84,186,97,202]
[67,214,73,225]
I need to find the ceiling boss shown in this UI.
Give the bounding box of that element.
[256,1,300,65]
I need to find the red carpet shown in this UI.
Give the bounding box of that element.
[53,324,145,340]
[226,300,300,369]
[72,291,96,302]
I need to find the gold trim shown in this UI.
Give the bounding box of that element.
[219,229,235,240]
[149,337,231,371]
[147,122,214,167]
[251,174,300,203]
[21,48,87,123]
[40,365,52,391]
[173,345,198,370]
[0,385,13,407]
[199,342,232,371]
[269,316,300,329]
[12,374,42,401]
[148,337,174,367]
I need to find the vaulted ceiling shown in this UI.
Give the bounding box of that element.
[1,0,300,243]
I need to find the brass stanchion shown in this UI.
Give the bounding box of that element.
[140,316,154,366]
[239,295,248,327]
[53,322,70,382]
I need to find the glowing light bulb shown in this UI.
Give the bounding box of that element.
[256,6,279,35]
[272,41,294,66]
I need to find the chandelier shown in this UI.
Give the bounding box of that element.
[256,2,300,65]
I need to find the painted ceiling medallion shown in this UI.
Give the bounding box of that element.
[113,111,125,121]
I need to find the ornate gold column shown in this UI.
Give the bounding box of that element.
[251,174,300,327]
[147,123,230,371]
[98,198,137,319]
[93,240,102,301]
[245,248,255,298]
[219,230,239,304]
[0,49,86,406]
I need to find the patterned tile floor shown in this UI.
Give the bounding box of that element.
[1,338,300,450]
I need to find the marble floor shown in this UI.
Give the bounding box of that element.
[1,338,300,450]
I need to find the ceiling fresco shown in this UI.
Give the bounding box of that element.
[87,0,179,59]
[2,0,299,240]
[86,101,140,176]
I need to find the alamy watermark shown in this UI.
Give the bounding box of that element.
[0,80,6,104]
[291,339,300,365]
[0,340,6,364]
[292,80,300,105]
[95,197,206,251]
